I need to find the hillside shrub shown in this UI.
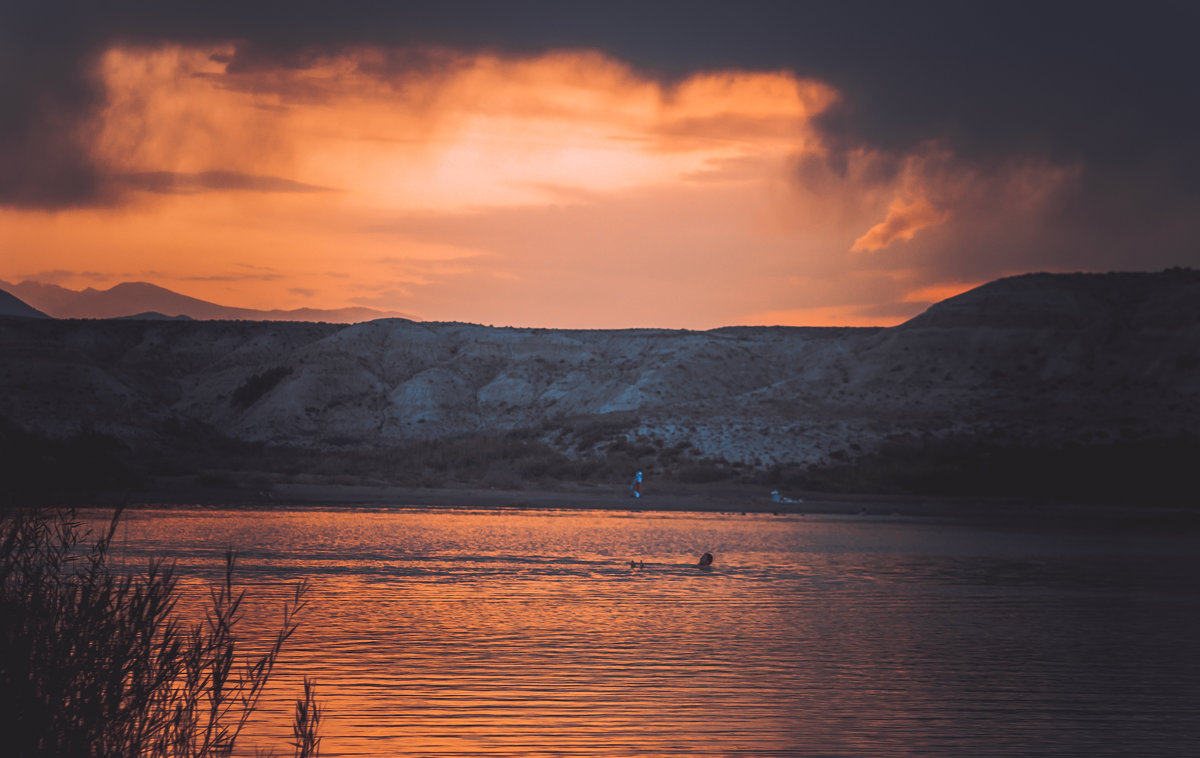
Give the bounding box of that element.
[230,366,293,410]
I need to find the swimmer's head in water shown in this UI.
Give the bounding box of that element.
[699,552,714,567]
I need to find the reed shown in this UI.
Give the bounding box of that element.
[0,508,321,757]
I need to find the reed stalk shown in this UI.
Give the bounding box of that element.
[0,508,321,758]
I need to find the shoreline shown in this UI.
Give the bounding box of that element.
[71,477,1199,527]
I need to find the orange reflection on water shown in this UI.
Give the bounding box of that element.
[125,509,812,756]
[100,507,1200,757]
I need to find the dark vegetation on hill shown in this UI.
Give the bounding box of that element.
[1,269,1198,506]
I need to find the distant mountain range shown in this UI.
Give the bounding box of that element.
[0,280,410,323]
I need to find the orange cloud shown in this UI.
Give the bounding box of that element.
[2,45,837,318]
[89,46,837,212]
[0,43,1074,328]
[850,194,948,252]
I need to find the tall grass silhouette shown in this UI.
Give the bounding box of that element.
[0,508,321,757]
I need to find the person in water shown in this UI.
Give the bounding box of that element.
[631,471,643,498]
[697,552,714,568]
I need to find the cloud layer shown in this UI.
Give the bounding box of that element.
[2,2,1198,326]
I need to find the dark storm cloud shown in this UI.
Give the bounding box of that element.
[4,0,1199,263]
[0,3,106,207]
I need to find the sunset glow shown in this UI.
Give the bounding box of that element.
[2,44,1075,327]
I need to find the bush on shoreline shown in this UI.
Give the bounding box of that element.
[0,508,321,757]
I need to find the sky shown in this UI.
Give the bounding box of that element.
[2,1,1198,328]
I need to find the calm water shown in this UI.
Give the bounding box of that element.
[93,507,1200,757]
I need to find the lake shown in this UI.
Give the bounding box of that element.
[94,506,1200,757]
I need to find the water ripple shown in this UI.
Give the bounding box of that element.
[89,507,1200,757]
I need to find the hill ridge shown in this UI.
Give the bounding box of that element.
[0,270,1196,503]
